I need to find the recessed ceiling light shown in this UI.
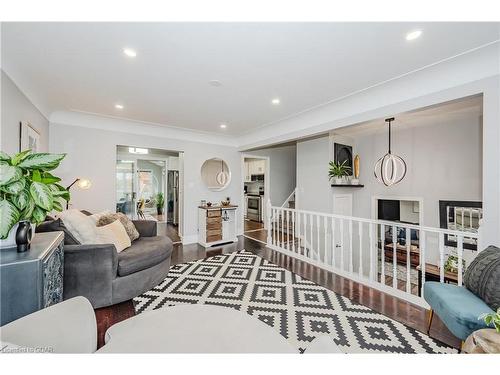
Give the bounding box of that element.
[209,80,222,87]
[406,30,422,41]
[115,104,124,110]
[220,124,227,129]
[271,98,280,105]
[123,48,137,58]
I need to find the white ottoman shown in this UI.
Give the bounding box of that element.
[98,304,297,353]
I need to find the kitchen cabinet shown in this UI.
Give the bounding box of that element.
[248,160,265,176]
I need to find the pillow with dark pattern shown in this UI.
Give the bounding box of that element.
[464,246,500,310]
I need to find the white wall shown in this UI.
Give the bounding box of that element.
[1,70,49,154]
[296,136,332,213]
[49,112,242,243]
[245,144,297,206]
[351,115,482,228]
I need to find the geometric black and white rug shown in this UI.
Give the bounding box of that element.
[134,250,456,353]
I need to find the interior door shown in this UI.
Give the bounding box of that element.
[116,160,137,218]
[333,194,353,267]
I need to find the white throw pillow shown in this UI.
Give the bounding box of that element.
[57,209,99,244]
[95,220,131,253]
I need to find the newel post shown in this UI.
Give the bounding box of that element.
[266,199,272,246]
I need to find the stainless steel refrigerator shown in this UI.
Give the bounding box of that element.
[167,170,179,225]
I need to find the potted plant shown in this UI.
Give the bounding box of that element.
[328,160,351,185]
[480,308,500,333]
[156,192,165,215]
[0,150,69,248]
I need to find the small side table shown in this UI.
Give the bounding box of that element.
[0,232,64,326]
[417,263,459,296]
[463,329,500,353]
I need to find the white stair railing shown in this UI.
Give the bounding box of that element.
[280,188,297,208]
[266,202,479,308]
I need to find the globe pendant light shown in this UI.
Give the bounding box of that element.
[216,159,228,186]
[374,117,407,186]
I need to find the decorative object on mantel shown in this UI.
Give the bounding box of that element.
[328,160,351,185]
[66,177,92,209]
[0,150,69,251]
[15,220,33,252]
[352,154,360,184]
[374,117,407,186]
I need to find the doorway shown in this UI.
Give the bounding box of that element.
[241,155,270,242]
[115,146,182,243]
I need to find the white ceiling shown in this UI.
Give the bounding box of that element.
[333,95,483,137]
[2,22,499,136]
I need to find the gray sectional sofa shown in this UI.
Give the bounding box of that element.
[37,218,173,308]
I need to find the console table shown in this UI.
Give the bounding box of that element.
[0,232,64,326]
[198,205,238,247]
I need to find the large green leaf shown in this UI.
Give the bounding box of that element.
[52,198,63,212]
[0,179,25,195]
[52,189,70,201]
[41,172,61,184]
[18,153,66,171]
[30,182,53,211]
[0,151,10,162]
[0,200,20,239]
[11,150,32,166]
[20,197,35,221]
[31,206,47,224]
[11,189,30,211]
[0,164,22,186]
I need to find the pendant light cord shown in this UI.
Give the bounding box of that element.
[385,117,395,154]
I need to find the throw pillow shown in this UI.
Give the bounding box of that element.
[463,245,500,310]
[88,210,112,225]
[97,213,139,241]
[95,219,131,253]
[36,219,80,245]
[56,209,99,244]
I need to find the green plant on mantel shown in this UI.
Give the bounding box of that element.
[480,308,500,333]
[328,160,351,180]
[0,150,69,239]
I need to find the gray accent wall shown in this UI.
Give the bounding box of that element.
[1,70,49,154]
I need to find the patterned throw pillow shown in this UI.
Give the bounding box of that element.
[463,246,500,310]
[97,213,140,242]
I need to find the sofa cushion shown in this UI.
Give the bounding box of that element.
[96,219,131,253]
[117,236,173,277]
[97,213,140,242]
[57,209,99,244]
[36,219,80,245]
[463,246,500,310]
[423,282,493,340]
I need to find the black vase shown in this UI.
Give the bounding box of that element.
[16,221,33,253]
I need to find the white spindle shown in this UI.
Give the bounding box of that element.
[316,215,320,261]
[310,213,313,259]
[406,228,411,293]
[292,211,296,253]
[438,233,445,283]
[281,208,284,248]
[392,225,397,289]
[349,219,353,273]
[323,216,328,264]
[358,222,363,276]
[340,219,344,271]
[461,209,465,231]
[369,223,374,280]
[420,231,426,298]
[457,235,464,286]
[331,217,335,267]
[285,210,290,251]
[274,208,277,246]
[380,224,385,285]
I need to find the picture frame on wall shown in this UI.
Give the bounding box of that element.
[19,121,40,152]
[334,142,353,176]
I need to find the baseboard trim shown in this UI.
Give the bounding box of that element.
[182,234,198,245]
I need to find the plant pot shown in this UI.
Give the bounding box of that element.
[157,207,164,215]
[334,177,343,185]
[351,178,359,185]
[0,222,36,250]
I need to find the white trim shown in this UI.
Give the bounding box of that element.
[371,195,424,225]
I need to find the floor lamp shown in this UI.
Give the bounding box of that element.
[66,178,92,209]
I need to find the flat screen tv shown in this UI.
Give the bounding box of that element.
[378,199,400,221]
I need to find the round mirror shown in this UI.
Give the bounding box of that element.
[201,158,231,191]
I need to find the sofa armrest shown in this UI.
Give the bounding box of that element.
[63,244,118,308]
[0,297,97,353]
[133,220,157,237]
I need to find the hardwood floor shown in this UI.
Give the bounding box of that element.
[244,219,264,232]
[94,235,461,350]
